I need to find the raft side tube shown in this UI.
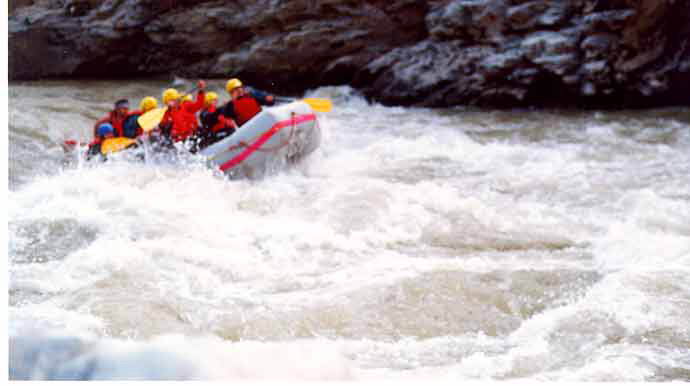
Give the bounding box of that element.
[199,101,320,177]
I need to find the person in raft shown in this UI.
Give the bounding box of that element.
[157,80,206,147]
[93,99,131,137]
[194,91,238,150]
[86,123,115,159]
[121,96,159,139]
[220,78,275,127]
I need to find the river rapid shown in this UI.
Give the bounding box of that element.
[8,80,690,381]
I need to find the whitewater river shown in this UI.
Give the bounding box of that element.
[8,80,690,381]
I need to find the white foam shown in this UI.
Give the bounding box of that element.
[10,333,354,381]
[8,84,690,381]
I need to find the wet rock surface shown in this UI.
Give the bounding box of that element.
[9,0,690,108]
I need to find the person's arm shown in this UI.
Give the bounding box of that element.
[248,87,275,106]
[221,115,238,129]
[185,80,207,113]
[213,114,237,131]
[185,90,206,114]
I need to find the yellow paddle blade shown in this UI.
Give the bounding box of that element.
[101,137,137,155]
[302,98,332,112]
[137,107,167,132]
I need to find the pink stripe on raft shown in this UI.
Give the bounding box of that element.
[219,113,316,171]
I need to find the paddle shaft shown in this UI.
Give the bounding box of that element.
[275,97,296,104]
[275,97,332,112]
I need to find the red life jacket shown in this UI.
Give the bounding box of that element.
[233,95,262,126]
[110,111,129,137]
[160,92,205,142]
[94,111,127,137]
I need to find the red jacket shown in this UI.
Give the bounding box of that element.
[160,91,205,142]
[94,111,128,137]
[232,96,262,126]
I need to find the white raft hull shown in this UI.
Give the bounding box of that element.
[199,101,321,178]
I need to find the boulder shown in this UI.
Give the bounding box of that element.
[506,1,573,31]
[427,0,508,43]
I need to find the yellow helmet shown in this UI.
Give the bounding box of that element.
[162,88,180,104]
[139,96,158,112]
[182,94,193,102]
[226,78,243,93]
[204,91,218,106]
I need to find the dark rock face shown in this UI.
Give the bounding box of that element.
[358,0,690,107]
[9,0,690,108]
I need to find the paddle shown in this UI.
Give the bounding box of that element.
[276,97,332,112]
[100,137,138,155]
[137,86,199,132]
[137,107,167,132]
[302,98,332,112]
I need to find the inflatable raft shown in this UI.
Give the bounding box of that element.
[199,101,321,178]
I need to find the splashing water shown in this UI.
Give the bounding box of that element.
[8,80,690,381]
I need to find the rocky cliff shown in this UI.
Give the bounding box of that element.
[9,0,690,108]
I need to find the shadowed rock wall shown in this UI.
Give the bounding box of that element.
[9,0,690,107]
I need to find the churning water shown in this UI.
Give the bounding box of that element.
[8,80,690,381]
